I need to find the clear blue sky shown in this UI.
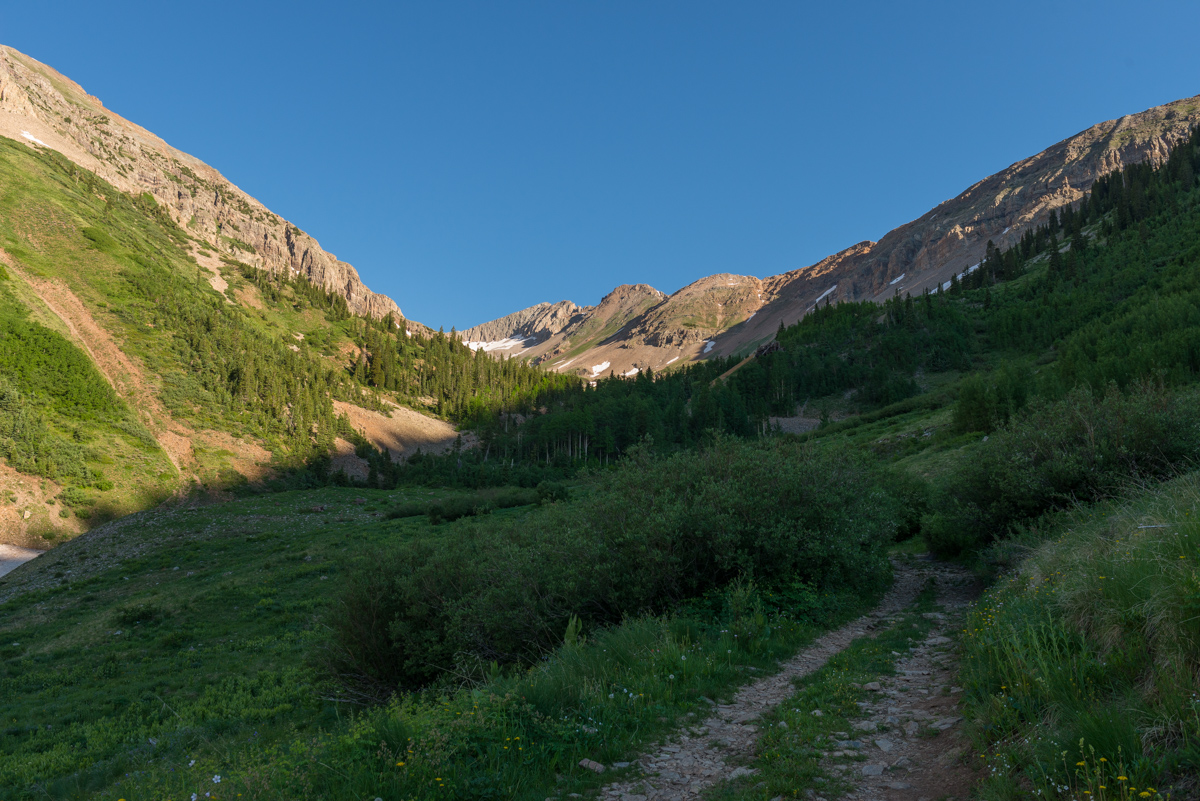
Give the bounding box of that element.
[4,2,1200,328]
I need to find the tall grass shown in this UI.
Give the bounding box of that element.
[962,471,1200,799]
[89,580,869,801]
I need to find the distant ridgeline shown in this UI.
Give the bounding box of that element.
[388,125,1200,485]
[0,136,571,502]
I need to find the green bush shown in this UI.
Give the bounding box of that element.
[56,486,90,507]
[924,382,1200,554]
[0,291,119,417]
[384,500,426,519]
[425,494,490,524]
[325,437,900,692]
[536,479,570,504]
[0,377,97,484]
[384,487,540,524]
[874,466,929,540]
[81,225,121,255]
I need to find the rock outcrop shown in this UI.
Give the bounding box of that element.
[0,45,401,320]
[462,300,583,345]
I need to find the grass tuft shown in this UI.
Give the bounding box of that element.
[962,471,1200,799]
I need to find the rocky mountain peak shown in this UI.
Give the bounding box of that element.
[0,45,402,321]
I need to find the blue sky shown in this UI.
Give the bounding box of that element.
[4,2,1200,328]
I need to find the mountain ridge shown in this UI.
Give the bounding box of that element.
[465,93,1200,378]
[0,45,403,321]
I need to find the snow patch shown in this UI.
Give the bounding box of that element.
[889,273,906,286]
[622,368,639,377]
[664,356,679,366]
[1002,226,1011,234]
[813,284,837,304]
[20,131,46,147]
[466,337,537,353]
[590,361,611,376]
[746,311,756,320]
[553,357,577,369]
[703,340,716,354]
[940,261,984,291]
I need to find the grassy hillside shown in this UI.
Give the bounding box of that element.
[962,473,1200,800]
[0,438,902,800]
[0,288,174,522]
[0,135,575,541]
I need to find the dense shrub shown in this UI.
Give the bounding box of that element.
[425,486,539,524]
[535,479,569,504]
[325,437,900,692]
[0,300,120,417]
[924,382,1200,554]
[383,486,540,523]
[0,376,97,484]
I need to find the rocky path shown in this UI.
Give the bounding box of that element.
[829,559,979,801]
[593,558,979,801]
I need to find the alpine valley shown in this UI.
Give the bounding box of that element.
[4,38,1200,801]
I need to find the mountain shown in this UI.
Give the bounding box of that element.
[465,93,1200,377]
[462,283,665,376]
[0,45,568,549]
[0,45,399,320]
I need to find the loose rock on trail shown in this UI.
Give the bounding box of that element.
[591,557,980,801]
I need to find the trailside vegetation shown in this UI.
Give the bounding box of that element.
[961,473,1200,800]
[0,439,900,800]
[324,436,899,694]
[923,382,1200,555]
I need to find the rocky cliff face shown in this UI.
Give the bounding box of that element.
[462,284,666,373]
[0,45,401,320]
[462,300,582,344]
[467,93,1200,376]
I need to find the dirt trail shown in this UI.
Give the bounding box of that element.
[828,559,980,801]
[595,558,980,801]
